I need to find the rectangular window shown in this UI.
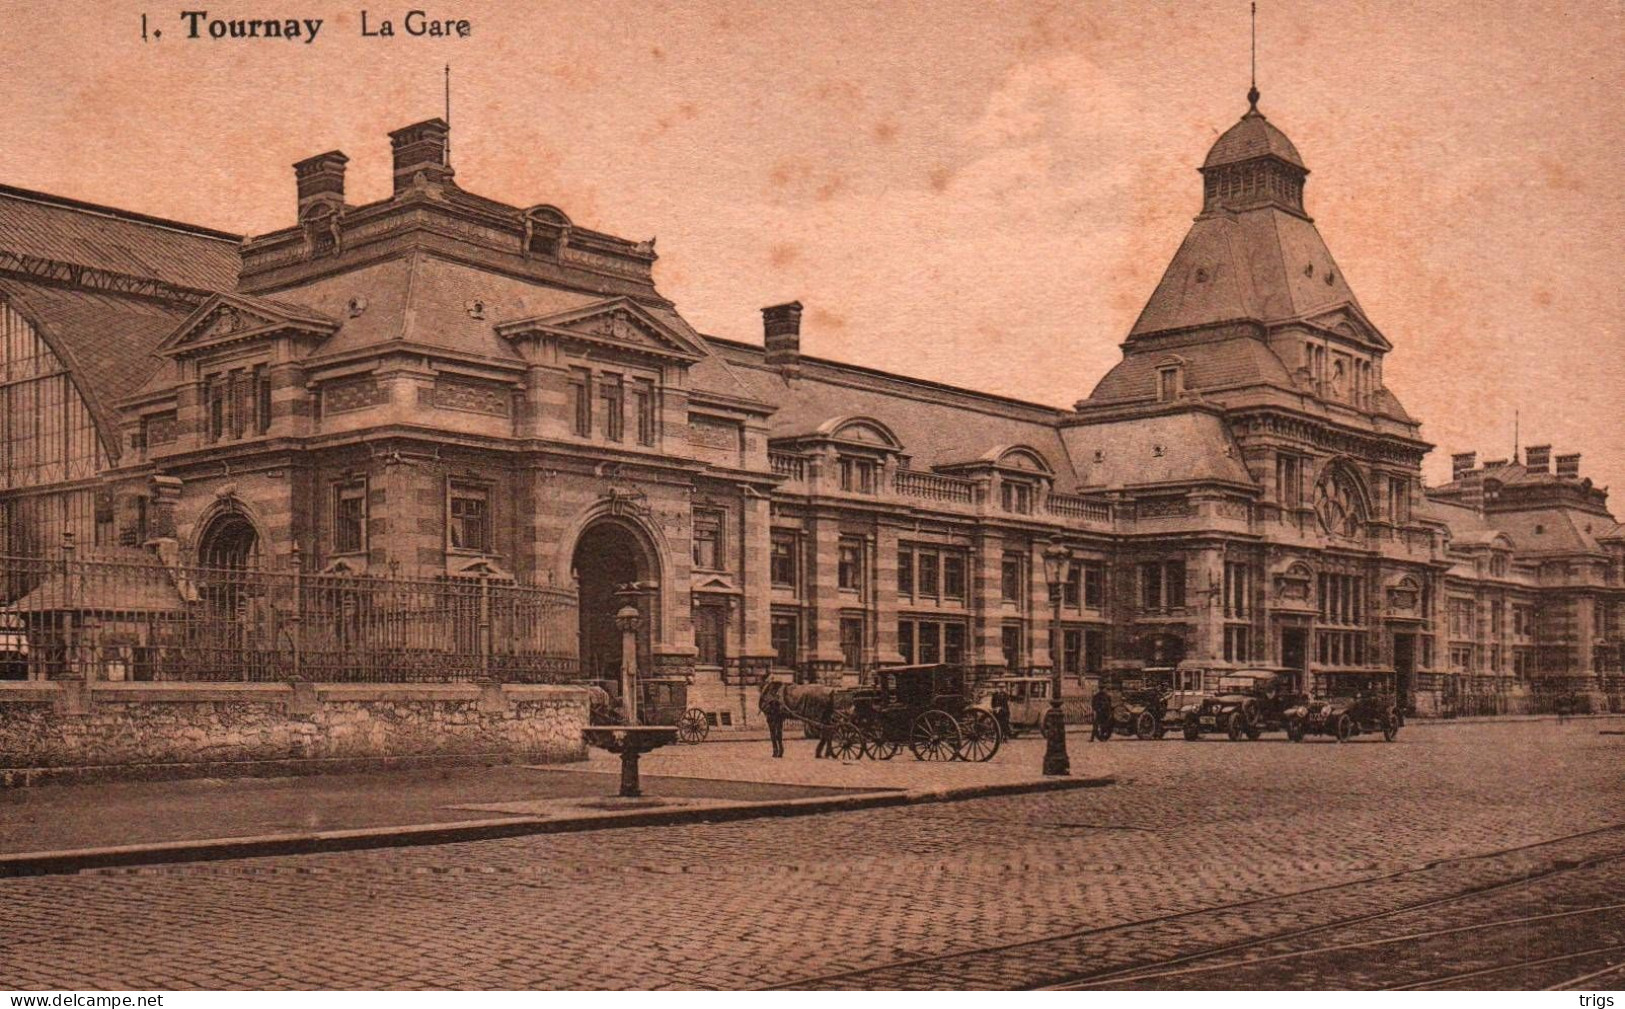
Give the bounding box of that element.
[897,620,915,665]
[770,614,799,668]
[1224,625,1250,663]
[838,457,876,493]
[695,605,727,666]
[207,376,225,443]
[602,374,624,442]
[1085,629,1107,675]
[569,367,592,437]
[1140,562,1162,611]
[229,370,248,440]
[1082,563,1105,609]
[1062,564,1081,609]
[838,537,864,594]
[943,553,966,600]
[944,623,966,666]
[1001,624,1024,672]
[1000,482,1033,514]
[840,616,864,670]
[254,365,272,435]
[918,620,941,664]
[918,552,940,599]
[1388,476,1410,524]
[333,480,367,554]
[1141,559,1185,611]
[692,510,724,570]
[771,535,797,588]
[1224,562,1253,618]
[633,379,656,445]
[1278,454,1302,510]
[1062,628,1082,675]
[1001,552,1024,604]
[898,547,914,597]
[448,483,490,552]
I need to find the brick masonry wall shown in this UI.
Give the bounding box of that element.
[0,683,590,779]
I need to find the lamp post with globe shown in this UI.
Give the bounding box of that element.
[1040,536,1073,776]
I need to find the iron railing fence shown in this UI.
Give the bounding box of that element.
[0,550,579,684]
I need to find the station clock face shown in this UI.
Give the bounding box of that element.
[1314,467,1366,539]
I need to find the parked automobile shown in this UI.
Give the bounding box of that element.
[1179,669,1302,741]
[971,676,1057,739]
[1101,682,1170,740]
[1285,693,1400,742]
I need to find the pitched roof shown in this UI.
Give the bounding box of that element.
[1083,335,1295,404]
[1058,411,1253,490]
[1128,208,1366,339]
[710,341,1082,486]
[0,184,239,292]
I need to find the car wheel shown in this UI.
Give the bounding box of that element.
[1226,712,1245,741]
[1335,713,1353,743]
[1134,711,1157,740]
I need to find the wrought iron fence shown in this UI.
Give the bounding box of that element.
[0,550,580,683]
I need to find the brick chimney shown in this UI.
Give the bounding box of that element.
[389,118,453,193]
[1555,453,1581,479]
[762,301,804,368]
[293,151,348,217]
[1451,452,1477,480]
[1525,444,1552,473]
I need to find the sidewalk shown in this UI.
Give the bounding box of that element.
[0,736,1111,875]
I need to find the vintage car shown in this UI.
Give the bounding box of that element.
[1178,669,1301,741]
[1285,693,1401,742]
[1099,680,1171,740]
[972,676,1057,739]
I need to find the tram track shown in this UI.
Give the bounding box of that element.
[766,821,1625,990]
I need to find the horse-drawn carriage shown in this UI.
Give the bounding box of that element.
[588,675,710,744]
[775,664,1002,762]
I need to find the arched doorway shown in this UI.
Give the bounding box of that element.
[197,511,261,570]
[570,519,658,682]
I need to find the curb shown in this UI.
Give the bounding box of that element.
[0,775,1113,878]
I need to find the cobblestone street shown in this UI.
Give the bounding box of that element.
[2,719,1622,989]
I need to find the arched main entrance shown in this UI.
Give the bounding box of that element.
[197,511,261,569]
[570,519,658,681]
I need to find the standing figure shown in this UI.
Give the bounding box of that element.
[1091,683,1114,742]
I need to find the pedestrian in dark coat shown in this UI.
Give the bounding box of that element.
[1091,684,1114,741]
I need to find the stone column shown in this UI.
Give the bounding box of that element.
[972,528,1007,674]
[806,510,845,671]
[738,491,776,668]
[874,522,905,666]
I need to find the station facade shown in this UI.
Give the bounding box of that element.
[0,96,1619,720]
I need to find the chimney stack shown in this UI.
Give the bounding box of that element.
[762,301,804,368]
[389,119,453,194]
[1451,452,1477,480]
[1555,453,1581,479]
[1525,444,1552,473]
[294,151,348,217]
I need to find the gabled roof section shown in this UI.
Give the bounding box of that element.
[497,296,708,362]
[1128,208,1371,341]
[0,184,239,293]
[158,292,339,357]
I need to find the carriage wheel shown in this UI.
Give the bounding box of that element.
[1134,710,1157,740]
[676,708,709,744]
[864,726,901,761]
[910,710,960,761]
[830,718,866,760]
[957,709,1002,762]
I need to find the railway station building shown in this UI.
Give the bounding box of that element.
[0,95,1619,723]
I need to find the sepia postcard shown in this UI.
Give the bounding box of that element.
[0,0,1621,996]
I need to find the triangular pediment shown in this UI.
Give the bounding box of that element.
[159,293,340,358]
[1302,305,1391,351]
[495,297,706,362]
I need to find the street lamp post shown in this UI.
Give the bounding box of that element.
[1041,536,1073,777]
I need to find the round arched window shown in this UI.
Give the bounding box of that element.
[1314,466,1367,539]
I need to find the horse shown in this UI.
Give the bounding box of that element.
[758,681,847,758]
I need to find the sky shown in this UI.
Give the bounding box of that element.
[4,0,1622,496]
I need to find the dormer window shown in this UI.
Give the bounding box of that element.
[1157,364,1183,402]
[1000,480,1034,514]
[838,455,877,494]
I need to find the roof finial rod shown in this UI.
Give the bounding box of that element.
[1514,407,1521,463]
[444,64,452,166]
[1248,2,1260,112]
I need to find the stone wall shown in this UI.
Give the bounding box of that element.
[0,681,589,785]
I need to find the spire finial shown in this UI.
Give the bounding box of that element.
[443,64,452,166]
[1248,2,1260,111]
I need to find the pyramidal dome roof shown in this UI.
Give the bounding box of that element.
[1203,104,1305,170]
